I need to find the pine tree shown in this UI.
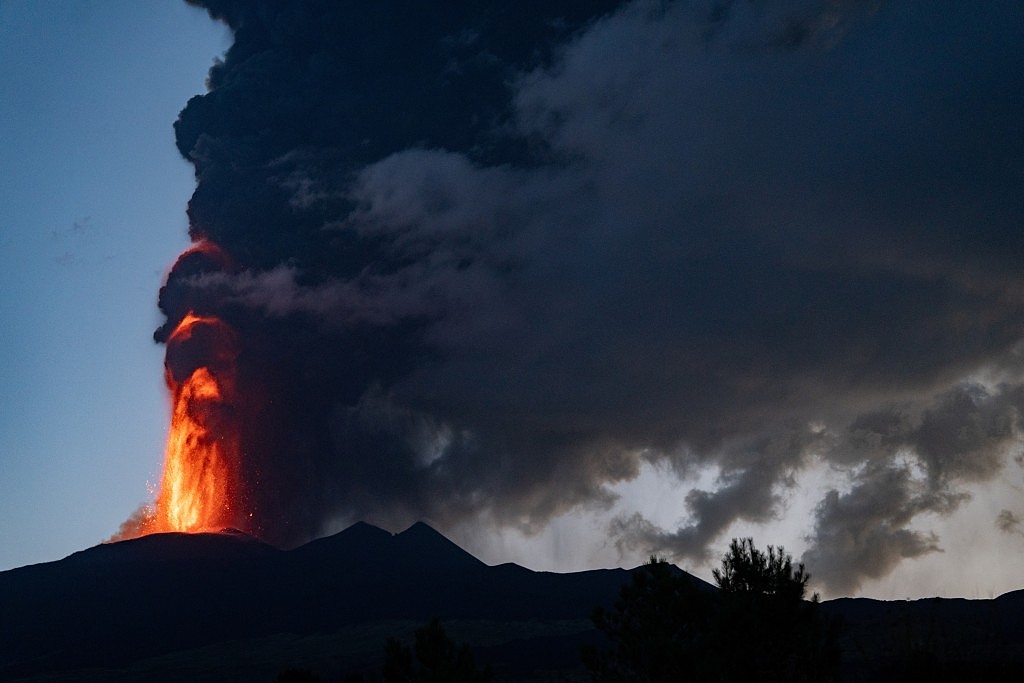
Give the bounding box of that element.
[585,540,840,682]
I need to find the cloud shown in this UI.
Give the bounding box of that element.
[160,0,1024,589]
[996,509,1023,537]
[797,380,1022,593]
[801,460,953,595]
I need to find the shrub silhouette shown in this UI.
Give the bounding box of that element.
[585,539,839,682]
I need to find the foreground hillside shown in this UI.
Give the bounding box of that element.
[0,524,1020,681]
[0,523,631,681]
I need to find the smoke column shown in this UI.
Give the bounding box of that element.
[123,0,631,547]
[114,0,1024,597]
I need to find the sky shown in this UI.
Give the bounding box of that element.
[1,0,1022,601]
[0,1,229,569]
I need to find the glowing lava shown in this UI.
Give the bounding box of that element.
[107,239,252,542]
[148,312,245,534]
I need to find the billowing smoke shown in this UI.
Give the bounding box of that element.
[997,509,1023,537]
[159,0,1024,594]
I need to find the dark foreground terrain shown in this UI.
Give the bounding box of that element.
[1,524,1021,681]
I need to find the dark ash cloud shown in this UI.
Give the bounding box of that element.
[158,0,1024,593]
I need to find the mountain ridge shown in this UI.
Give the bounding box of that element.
[1,523,1021,681]
[0,521,633,680]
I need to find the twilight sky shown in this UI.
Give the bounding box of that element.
[1,0,1022,600]
[0,1,228,570]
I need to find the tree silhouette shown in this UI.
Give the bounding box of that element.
[585,539,839,682]
[713,537,812,601]
[583,556,714,682]
[711,538,837,682]
[348,618,491,683]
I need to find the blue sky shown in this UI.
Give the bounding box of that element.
[0,0,228,570]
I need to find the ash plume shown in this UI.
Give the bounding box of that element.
[159,0,1024,593]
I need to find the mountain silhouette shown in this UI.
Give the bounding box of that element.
[0,523,632,680]
[1,524,1021,681]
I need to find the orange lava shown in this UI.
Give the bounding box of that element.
[148,312,244,534]
[175,239,233,271]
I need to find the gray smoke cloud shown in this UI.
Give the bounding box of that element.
[996,509,1023,537]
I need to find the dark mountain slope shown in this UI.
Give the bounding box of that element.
[0,523,630,680]
[822,591,1024,680]
[2,524,1021,682]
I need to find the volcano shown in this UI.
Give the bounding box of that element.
[0,523,636,681]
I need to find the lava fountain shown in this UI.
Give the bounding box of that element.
[148,311,245,533]
[110,239,255,541]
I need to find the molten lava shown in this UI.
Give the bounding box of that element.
[108,240,255,543]
[147,312,245,534]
